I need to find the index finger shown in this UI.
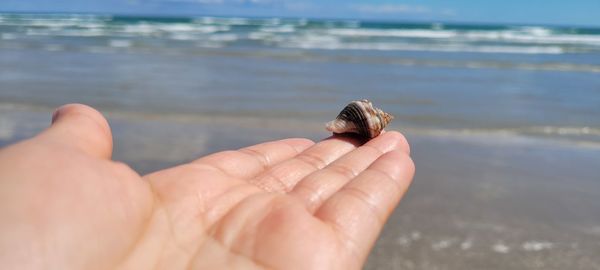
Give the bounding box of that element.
[193,138,315,179]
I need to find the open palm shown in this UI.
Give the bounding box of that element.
[0,104,414,270]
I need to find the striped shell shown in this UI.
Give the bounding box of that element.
[325,99,394,139]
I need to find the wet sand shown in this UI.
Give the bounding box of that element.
[368,135,600,269]
[1,103,599,269]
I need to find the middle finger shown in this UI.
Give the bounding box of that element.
[248,135,361,192]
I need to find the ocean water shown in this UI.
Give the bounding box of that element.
[1,13,600,147]
[2,13,600,269]
[2,13,600,55]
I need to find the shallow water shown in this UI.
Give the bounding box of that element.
[2,47,600,147]
[2,14,600,147]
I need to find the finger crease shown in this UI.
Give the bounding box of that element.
[296,153,328,171]
[361,144,385,156]
[239,148,270,170]
[368,167,403,194]
[327,164,358,180]
[286,141,307,155]
[186,163,234,179]
[250,171,289,193]
[339,187,384,228]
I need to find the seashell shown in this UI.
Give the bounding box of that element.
[326,99,394,139]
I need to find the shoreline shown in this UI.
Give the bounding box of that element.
[2,101,599,152]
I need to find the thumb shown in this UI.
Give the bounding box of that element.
[41,104,113,159]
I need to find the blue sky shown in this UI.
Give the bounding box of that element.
[1,0,599,26]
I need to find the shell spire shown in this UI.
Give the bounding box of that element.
[325,99,394,139]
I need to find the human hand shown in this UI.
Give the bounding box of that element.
[0,104,414,270]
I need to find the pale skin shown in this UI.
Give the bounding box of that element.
[0,104,415,270]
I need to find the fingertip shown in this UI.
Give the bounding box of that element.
[46,104,113,159]
[52,104,111,134]
[365,131,410,155]
[381,131,410,155]
[375,150,415,186]
[284,138,316,150]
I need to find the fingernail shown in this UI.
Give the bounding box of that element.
[51,106,64,124]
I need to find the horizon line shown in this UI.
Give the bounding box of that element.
[1,10,599,29]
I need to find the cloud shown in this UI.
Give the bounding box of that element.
[351,4,430,14]
[441,8,457,17]
[283,2,315,12]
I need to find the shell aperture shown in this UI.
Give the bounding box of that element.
[325,99,393,138]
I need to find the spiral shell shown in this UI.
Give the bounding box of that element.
[325,99,394,139]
